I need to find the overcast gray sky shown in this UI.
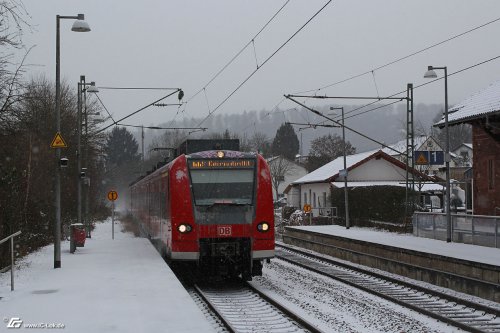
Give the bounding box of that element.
[18,0,500,132]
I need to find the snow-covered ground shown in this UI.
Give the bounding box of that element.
[3,219,497,333]
[0,219,215,333]
[252,259,458,333]
[290,225,500,266]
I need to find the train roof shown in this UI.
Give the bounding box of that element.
[130,150,261,187]
[187,150,257,159]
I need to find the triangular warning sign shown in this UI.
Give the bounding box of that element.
[416,152,428,165]
[50,132,68,148]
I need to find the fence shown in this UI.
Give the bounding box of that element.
[0,230,22,291]
[413,212,499,248]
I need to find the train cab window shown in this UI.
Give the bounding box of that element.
[189,169,255,206]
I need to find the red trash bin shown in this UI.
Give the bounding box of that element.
[70,223,86,253]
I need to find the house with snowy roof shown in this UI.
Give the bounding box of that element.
[284,148,440,213]
[435,80,500,215]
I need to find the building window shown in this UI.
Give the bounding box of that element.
[304,192,307,204]
[313,193,316,207]
[488,159,494,190]
[323,192,327,207]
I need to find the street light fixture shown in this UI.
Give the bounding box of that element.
[330,106,350,229]
[424,65,452,243]
[54,14,90,269]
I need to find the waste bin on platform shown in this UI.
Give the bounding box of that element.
[70,223,86,253]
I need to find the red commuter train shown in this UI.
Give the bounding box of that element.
[129,141,274,280]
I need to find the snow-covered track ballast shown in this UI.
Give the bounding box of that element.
[193,283,324,333]
[277,243,500,333]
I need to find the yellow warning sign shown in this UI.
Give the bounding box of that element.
[415,151,429,165]
[50,132,68,148]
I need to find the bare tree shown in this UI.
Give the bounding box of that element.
[269,155,295,200]
[248,131,271,156]
[0,1,31,123]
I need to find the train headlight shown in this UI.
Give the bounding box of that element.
[257,222,270,232]
[177,224,192,233]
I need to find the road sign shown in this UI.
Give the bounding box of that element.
[107,190,118,201]
[50,132,68,148]
[415,151,429,165]
[303,204,311,213]
[429,151,444,165]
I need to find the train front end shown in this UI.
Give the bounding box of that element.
[180,150,274,280]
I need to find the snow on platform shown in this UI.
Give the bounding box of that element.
[292,225,500,267]
[0,219,215,333]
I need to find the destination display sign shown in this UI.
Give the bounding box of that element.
[189,159,255,169]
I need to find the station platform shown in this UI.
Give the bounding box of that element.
[283,225,500,302]
[0,219,215,333]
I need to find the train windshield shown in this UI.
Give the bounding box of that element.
[189,169,255,206]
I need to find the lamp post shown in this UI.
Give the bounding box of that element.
[77,76,97,238]
[54,14,90,268]
[330,106,350,229]
[424,65,451,242]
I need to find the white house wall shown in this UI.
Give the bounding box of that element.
[300,183,330,209]
[348,158,407,181]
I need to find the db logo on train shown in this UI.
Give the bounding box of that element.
[217,225,232,237]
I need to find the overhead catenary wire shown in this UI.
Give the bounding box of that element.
[291,54,500,133]
[163,1,291,131]
[96,89,181,134]
[185,0,291,105]
[116,123,207,131]
[232,16,500,136]
[97,87,179,90]
[94,93,116,124]
[295,15,500,95]
[191,0,333,132]
[286,95,404,155]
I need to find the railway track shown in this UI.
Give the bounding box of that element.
[276,243,500,333]
[192,282,323,333]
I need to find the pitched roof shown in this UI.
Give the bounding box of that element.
[435,80,500,127]
[291,149,434,185]
[291,150,375,184]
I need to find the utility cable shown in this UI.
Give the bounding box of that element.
[165,1,290,130]
[186,0,291,104]
[192,0,333,131]
[96,89,180,134]
[295,16,500,94]
[94,93,116,124]
[299,54,500,129]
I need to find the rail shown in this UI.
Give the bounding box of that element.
[0,230,22,291]
[413,212,499,248]
[276,243,500,332]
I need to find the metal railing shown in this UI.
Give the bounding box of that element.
[0,231,22,291]
[413,212,499,248]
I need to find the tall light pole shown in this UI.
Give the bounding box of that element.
[330,106,350,229]
[54,14,90,268]
[424,65,451,242]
